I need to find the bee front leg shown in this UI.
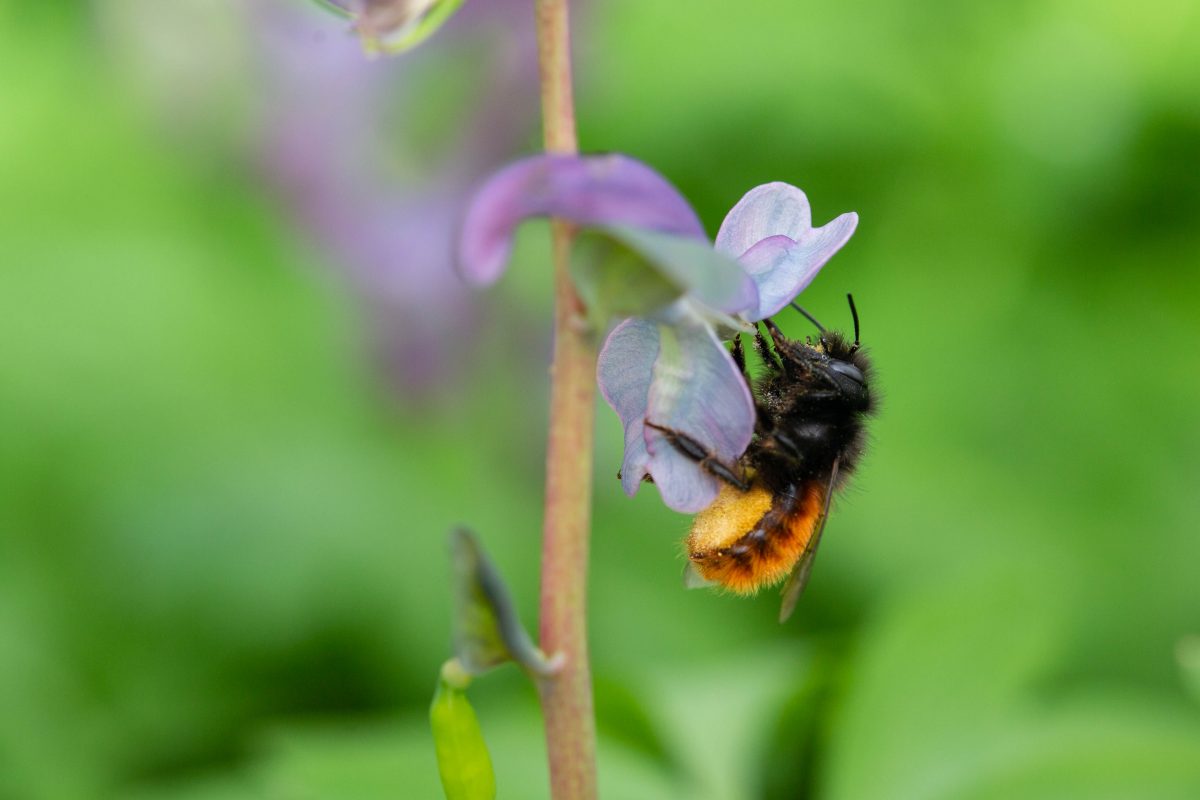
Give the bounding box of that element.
[644,420,750,491]
[762,319,818,369]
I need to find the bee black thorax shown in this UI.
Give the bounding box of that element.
[747,329,874,494]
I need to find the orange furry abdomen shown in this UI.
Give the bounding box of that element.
[686,480,825,594]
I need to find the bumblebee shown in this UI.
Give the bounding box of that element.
[648,295,876,621]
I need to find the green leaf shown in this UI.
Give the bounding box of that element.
[449,528,557,677]
[430,661,496,800]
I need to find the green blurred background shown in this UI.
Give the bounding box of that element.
[2,1,1199,798]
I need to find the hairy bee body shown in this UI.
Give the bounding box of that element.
[675,309,876,619]
[687,479,826,594]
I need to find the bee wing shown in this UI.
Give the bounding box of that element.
[683,561,718,590]
[778,458,840,623]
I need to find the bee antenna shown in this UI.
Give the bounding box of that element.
[790,302,826,334]
[847,293,860,348]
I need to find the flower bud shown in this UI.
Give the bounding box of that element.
[317,0,467,55]
[430,659,496,800]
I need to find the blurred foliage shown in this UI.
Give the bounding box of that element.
[2,1,1199,798]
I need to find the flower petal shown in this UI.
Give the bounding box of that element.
[737,214,857,321]
[597,318,659,496]
[715,183,858,320]
[459,154,707,286]
[715,182,818,257]
[598,310,755,514]
[643,314,754,512]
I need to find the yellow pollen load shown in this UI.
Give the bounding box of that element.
[687,483,774,555]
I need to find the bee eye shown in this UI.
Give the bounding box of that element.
[829,361,864,385]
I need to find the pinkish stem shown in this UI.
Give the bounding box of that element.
[532,0,598,798]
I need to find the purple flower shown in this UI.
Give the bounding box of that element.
[460,154,857,512]
[256,0,542,395]
[101,0,552,396]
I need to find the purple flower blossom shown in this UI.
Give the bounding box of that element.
[257,0,543,394]
[460,154,857,512]
[101,0,552,396]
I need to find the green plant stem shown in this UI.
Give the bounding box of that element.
[533,0,598,798]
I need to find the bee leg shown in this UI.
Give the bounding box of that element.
[733,334,773,433]
[754,324,784,372]
[731,333,748,381]
[803,387,846,400]
[762,319,814,367]
[644,420,750,491]
[762,430,803,462]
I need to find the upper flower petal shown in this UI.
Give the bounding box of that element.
[598,306,755,513]
[715,183,858,320]
[715,182,820,255]
[735,217,856,320]
[459,154,707,286]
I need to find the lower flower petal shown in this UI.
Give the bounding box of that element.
[643,316,754,512]
[597,318,659,495]
[598,313,755,513]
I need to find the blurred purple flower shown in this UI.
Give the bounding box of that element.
[254,0,543,394]
[460,154,857,512]
[99,0,545,395]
